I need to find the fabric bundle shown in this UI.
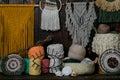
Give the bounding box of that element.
[47,44,64,75]
[0,4,34,58]
[65,2,96,47]
[92,33,120,55]
[40,4,60,31]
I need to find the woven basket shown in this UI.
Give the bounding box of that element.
[63,62,95,75]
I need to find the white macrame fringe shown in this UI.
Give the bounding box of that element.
[65,2,97,47]
[41,5,60,31]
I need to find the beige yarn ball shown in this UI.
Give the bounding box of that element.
[68,44,86,61]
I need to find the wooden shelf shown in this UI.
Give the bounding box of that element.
[1,73,120,80]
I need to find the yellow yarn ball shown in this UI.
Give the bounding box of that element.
[29,58,41,75]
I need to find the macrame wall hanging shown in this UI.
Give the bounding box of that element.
[66,2,97,47]
[95,0,120,23]
[39,0,62,31]
[0,4,34,58]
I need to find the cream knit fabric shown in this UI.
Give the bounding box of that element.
[92,33,120,55]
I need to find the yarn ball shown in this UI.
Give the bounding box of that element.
[47,44,64,59]
[24,58,30,74]
[47,44,64,74]
[62,66,72,76]
[41,59,50,73]
[29,58,41,75]
[68,44,86,61]
[28,46,44,59]
[1,54,25,76]
[97,24,110,33]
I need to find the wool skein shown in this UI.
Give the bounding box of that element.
[47,44,64,76]
[29,58,41,75]
[41,59,50,73]
[24,58,30,74]
[28,46,44,75]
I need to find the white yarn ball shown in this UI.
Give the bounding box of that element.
[62,66,72,76]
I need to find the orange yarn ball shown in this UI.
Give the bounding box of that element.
[28,46,44,59]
